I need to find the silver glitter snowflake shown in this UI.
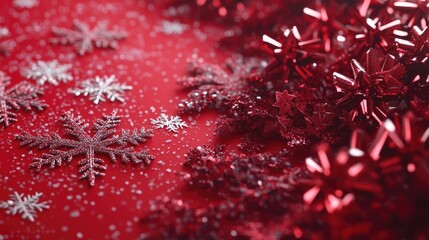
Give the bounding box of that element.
[22,60,73,86]
[69,75,132,104]
[0,71,47,128]
[0,192,49,222]
[12,0,39,8]
[51,20,127,56]
[15,110,154,186]
[155,21,189,35]
[151,114,188,132]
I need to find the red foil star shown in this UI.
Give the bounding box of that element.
[333,48,406,124]
[262,26,323,81]
[369,112,429,188]
[300,137,380,214]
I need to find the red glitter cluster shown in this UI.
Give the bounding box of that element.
[144,0,429,239]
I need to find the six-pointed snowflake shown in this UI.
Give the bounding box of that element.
[69,75,132,104]
[12,0,39,8]
[0,71,47,128]
[15,110,154,186]
[151,114,188,132]
[22,60,73,86]
[0,192,49,222]
[51,20,127,56]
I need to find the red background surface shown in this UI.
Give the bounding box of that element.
[0,0,226,238]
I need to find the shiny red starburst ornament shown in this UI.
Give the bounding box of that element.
[349,8,403,58]
[395,25,428,64]
[333,48,406,124]
[301,1,352,53]
[301,130,381,214]
[393,0,429,27]
[369,112,429,188]
[262,26,323,81]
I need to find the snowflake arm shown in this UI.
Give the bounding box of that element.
[69,75,132,104]
[151,114,188,132]
[0,192,49,222]
[0,72,47,127]
[23,60,73,86]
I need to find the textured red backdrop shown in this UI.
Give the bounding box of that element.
[0,0,225,238]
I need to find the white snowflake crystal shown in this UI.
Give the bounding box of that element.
[151,114,188,132]
[0,192,49,222]
[23,60,73,86]
[51,20,127,56]
[69,75,132,104]
[15,110,154,186]
[13,0,39,8]
[155,21,189,35]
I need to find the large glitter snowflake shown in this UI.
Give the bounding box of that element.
[0,71,47,128]
[15,110,154,186]
[151,113,188,132]
[22,60,73,86]
[69,75,132,104]
[51,20,127,56]
[0,192,49,222]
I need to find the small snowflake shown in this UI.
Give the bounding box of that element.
[15,110,154,186]
[155,21,189,35]
[12,0,39,8]
[69,75,132,104]
[22,60,73,86]
[0,71,47,128]
[0,192,49,222]
[51,20,127,56]
[151,114,188,132]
